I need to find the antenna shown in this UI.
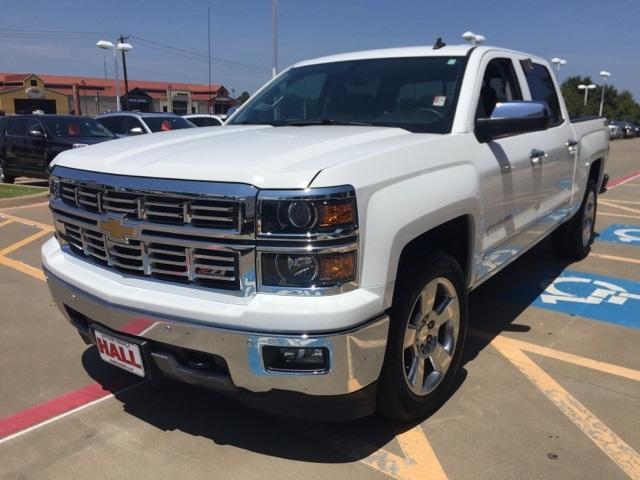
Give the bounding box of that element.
[462,31,485,46]
[433,37,446,50]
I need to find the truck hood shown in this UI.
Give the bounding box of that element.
[52,125,413,188]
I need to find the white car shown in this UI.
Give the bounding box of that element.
[43,41,608,421]
[183,114,226,127]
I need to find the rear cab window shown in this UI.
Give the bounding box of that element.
[520,60,563,126]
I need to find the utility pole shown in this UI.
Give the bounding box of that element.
[208,6,212,114]
[119,35,130,95]
[272,0,278,78]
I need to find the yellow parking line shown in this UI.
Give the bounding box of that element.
[599,212,640,220]
[0,256,45,281]
[600,200,640,215]
[491,336,640,479]
[0,229,51,256]
[0,219,13,227]
[476,332,640,382]
[590,252,640,267]
[0,212,54,231]
[601,199,640,206]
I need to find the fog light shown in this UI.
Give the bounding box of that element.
[262,346,329,372]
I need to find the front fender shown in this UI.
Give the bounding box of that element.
[358,162,480,308]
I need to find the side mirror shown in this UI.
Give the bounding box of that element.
[129,127,144,135]
[28,128,45,138]
[475,101,549,142]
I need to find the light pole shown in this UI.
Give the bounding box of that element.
[96,40,133,111]
[598,70,611,117]
[551,58,567,72]
[578,84,596,107]
[272,0,278,78]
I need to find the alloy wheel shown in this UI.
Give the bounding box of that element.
[402,277,460,396]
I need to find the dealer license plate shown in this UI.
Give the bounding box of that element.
[94,330,145,377]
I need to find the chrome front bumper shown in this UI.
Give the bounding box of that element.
[45,269,389,397]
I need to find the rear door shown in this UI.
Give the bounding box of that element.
[473,54,543,277]
[4,118,32,175]
[519,61,575,220]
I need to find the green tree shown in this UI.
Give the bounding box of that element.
[560,76,640,121]
[236,91,251,105]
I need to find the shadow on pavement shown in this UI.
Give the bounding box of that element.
[79,239,577,463]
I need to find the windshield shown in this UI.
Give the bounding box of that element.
[42,117,115,138]
[144,116,195,132]
[229,56,467,133]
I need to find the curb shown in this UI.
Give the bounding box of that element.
[0,191,49,209]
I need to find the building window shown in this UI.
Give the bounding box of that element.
[30,79,38,87]
[191,106,196,113]
[162,106,168,112]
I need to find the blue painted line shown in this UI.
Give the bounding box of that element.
[597,224,640,246]
[513,269,640,329]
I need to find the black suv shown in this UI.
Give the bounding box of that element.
[0,114,116,183]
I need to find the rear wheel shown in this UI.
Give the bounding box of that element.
[378,253,467,421]
[552,179,597,260]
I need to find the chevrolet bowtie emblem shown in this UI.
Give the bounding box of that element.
[99,216,136,241]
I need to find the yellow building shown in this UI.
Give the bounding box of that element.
[0,74,70,115]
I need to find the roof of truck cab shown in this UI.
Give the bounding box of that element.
[294,44,539,67]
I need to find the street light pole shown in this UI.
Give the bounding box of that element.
[97,40,133,112]
[578,84,596,107]
[272,0,278,78]
[551,57,567,72]
[598,70,611,117]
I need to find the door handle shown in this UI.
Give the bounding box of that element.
[566,139,578,147]
[529,148,546,165]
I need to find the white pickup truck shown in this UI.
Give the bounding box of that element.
[42,43,608,421]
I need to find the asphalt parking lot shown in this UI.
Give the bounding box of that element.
[0,139,639,480]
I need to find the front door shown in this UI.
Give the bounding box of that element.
[473,56,543,277]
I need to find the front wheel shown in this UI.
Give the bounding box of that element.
[552,179,597,260]
[378,253,467,421]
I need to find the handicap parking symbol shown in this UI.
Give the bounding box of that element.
[597,224,640,246]
[517,270,640,329]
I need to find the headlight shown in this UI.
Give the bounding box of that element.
[49,176,60,199]
[258,187,356,236]
[261,251,356,288]
[257,186,358,293]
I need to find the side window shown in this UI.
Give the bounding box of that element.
[521,61,563,126]
[7,119,30,136]
[100,117,126,135]
[476,58,522,119]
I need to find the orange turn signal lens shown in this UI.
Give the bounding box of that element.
[318,252,356,283]
[317,201,355,228]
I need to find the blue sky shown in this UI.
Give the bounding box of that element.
[1,0,638,99]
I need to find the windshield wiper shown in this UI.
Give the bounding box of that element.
[284,119,374,127]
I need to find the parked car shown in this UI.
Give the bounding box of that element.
[629,121,640,137]
[95,112,195,137]
[0,114,116,183]
[621,121,635,138]
[608,123,623,139]
[43,42,609,421]
[183,114,226,127]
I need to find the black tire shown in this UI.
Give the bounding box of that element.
[0,160,15,184]
[552,179,597,260]
[378,252,468,421]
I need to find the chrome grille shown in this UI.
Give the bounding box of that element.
[59,180,239,230]
[51,167,257,294]
[60,221,239,289]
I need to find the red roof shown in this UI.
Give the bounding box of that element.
[0,72,224,100]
